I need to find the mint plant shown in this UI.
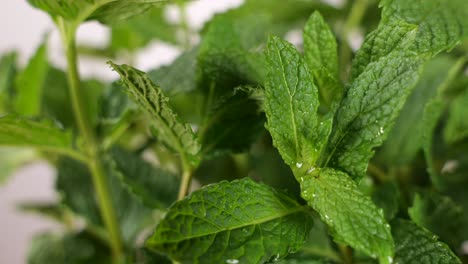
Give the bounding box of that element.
[1,0,468,263]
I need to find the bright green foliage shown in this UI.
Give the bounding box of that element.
[0,148,35,184]
[392,219,461,264]
[303,12,341,109]
[300,168,394,263]
[320,47,425,181]
[109,62,200,164]
[0,115,73,154]
[264,36,330,169]
[88,0,166,24]
[110,147,179,208]
[0,52,17,113]
[445,86,468,144]
[380,0,468,55]
[14,42,48,116]
[147,178,312,263]
[380,56,456,165]
[409,192,466,249]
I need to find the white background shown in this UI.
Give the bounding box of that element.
[0,1,242,263]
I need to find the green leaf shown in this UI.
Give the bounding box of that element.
[19,202,68,224]
[444,86,468,144]
[408,192,466,249]
[303,11,342,110]
[146,178,312,263]
[350,20,417,81]
[110,147,179,209]
[89,0,166,25]
[27,231,111,264]
[391,219,461,264]
[381,0,468,55]
[379,56,456,165]
[199,87,264,156]
[109,62,200,164]
[371,182,400,221]
[319,45,426,181]
[299,168,394,263]
[0,115,80,159]
[27,0,93,20]
[0,52,17,113]
[14,41,48,116]
[0,148,36,184]
[264,36,331,169]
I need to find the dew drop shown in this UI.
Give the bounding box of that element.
[273,254,280,262]
[300,177,304,182]
[312,193,317,198]
[296,162,303,168]
[325,214,330,220]
[306,167,316,174]
[226,259,239,264]
[387,256,393,264]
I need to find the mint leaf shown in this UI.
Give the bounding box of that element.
[371,182,400,221]
[319,48,426,180]
[14,42,48,116]
[0,115,79,158]
[109,62,200,164]
[0,148,35,184]
[27,0,92,20]
[0,52,17,113]
[146,178,312,263]
[381,0,468,55]
[392,219,461,264]
[264,36,331,169]
[303,11,342,110]
[379,56,456,165]
[89,0,166,24]
[300,168,394,263]
[350,20,417,80]
[408,192,466,249]
[110,147,179,209]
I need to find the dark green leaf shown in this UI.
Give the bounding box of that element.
[299,168,394,263]
[408,192,466,249]
[391,219,461,264]
[371,181,400,221]
[110,147,179,209]
[109,62,200,164]
[444,85,468,144]
[0,52,17,113]
[381,0,468,55]
[27,231,111,264]
[14,41,48,116]
[320,43,426,181]
[146,178,312,263]
[264,36,331,169]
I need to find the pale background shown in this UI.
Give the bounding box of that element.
[0,1,244,263]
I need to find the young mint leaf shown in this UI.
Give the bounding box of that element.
[379,56,456,165]
[0,115,80,159]
[408,192,466,250]
[303,11,342,110]
[319,48,426,181]
[380,0,468,55]
[14,42,48,116]
[146,178,312,263]
[109,62,200,165]
[444,86,468,144]
[264,35,331,169]
[371,182,400,221]
[27,0,92,20]
[391,219,461,264]
[89,0,167,24]
[0,52,17,113]
[300,168,394,263]
[350,20,417,80]
[110,147,179,209]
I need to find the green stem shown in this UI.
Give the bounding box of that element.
[177,162,194,200]
[177,0,191,49]
[59,19,123,260]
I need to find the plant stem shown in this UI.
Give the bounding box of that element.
[177,163,193,200]
[59,19,123,260]
[177,0,191,49]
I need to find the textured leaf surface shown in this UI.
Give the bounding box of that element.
[300,168,394,263]
[14,42,48,116]
[408,192,466,249]
[147,178,312,264]
[264,36,330,169]
[110,147,179,209]
[89,0,166,24]
[0,115,73,153]
[303,11,342,109]
[319,47,426,180]
[381,0,468,55]
[109,63,200,163]
[392,219,461,264]
[380,56,456,165]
